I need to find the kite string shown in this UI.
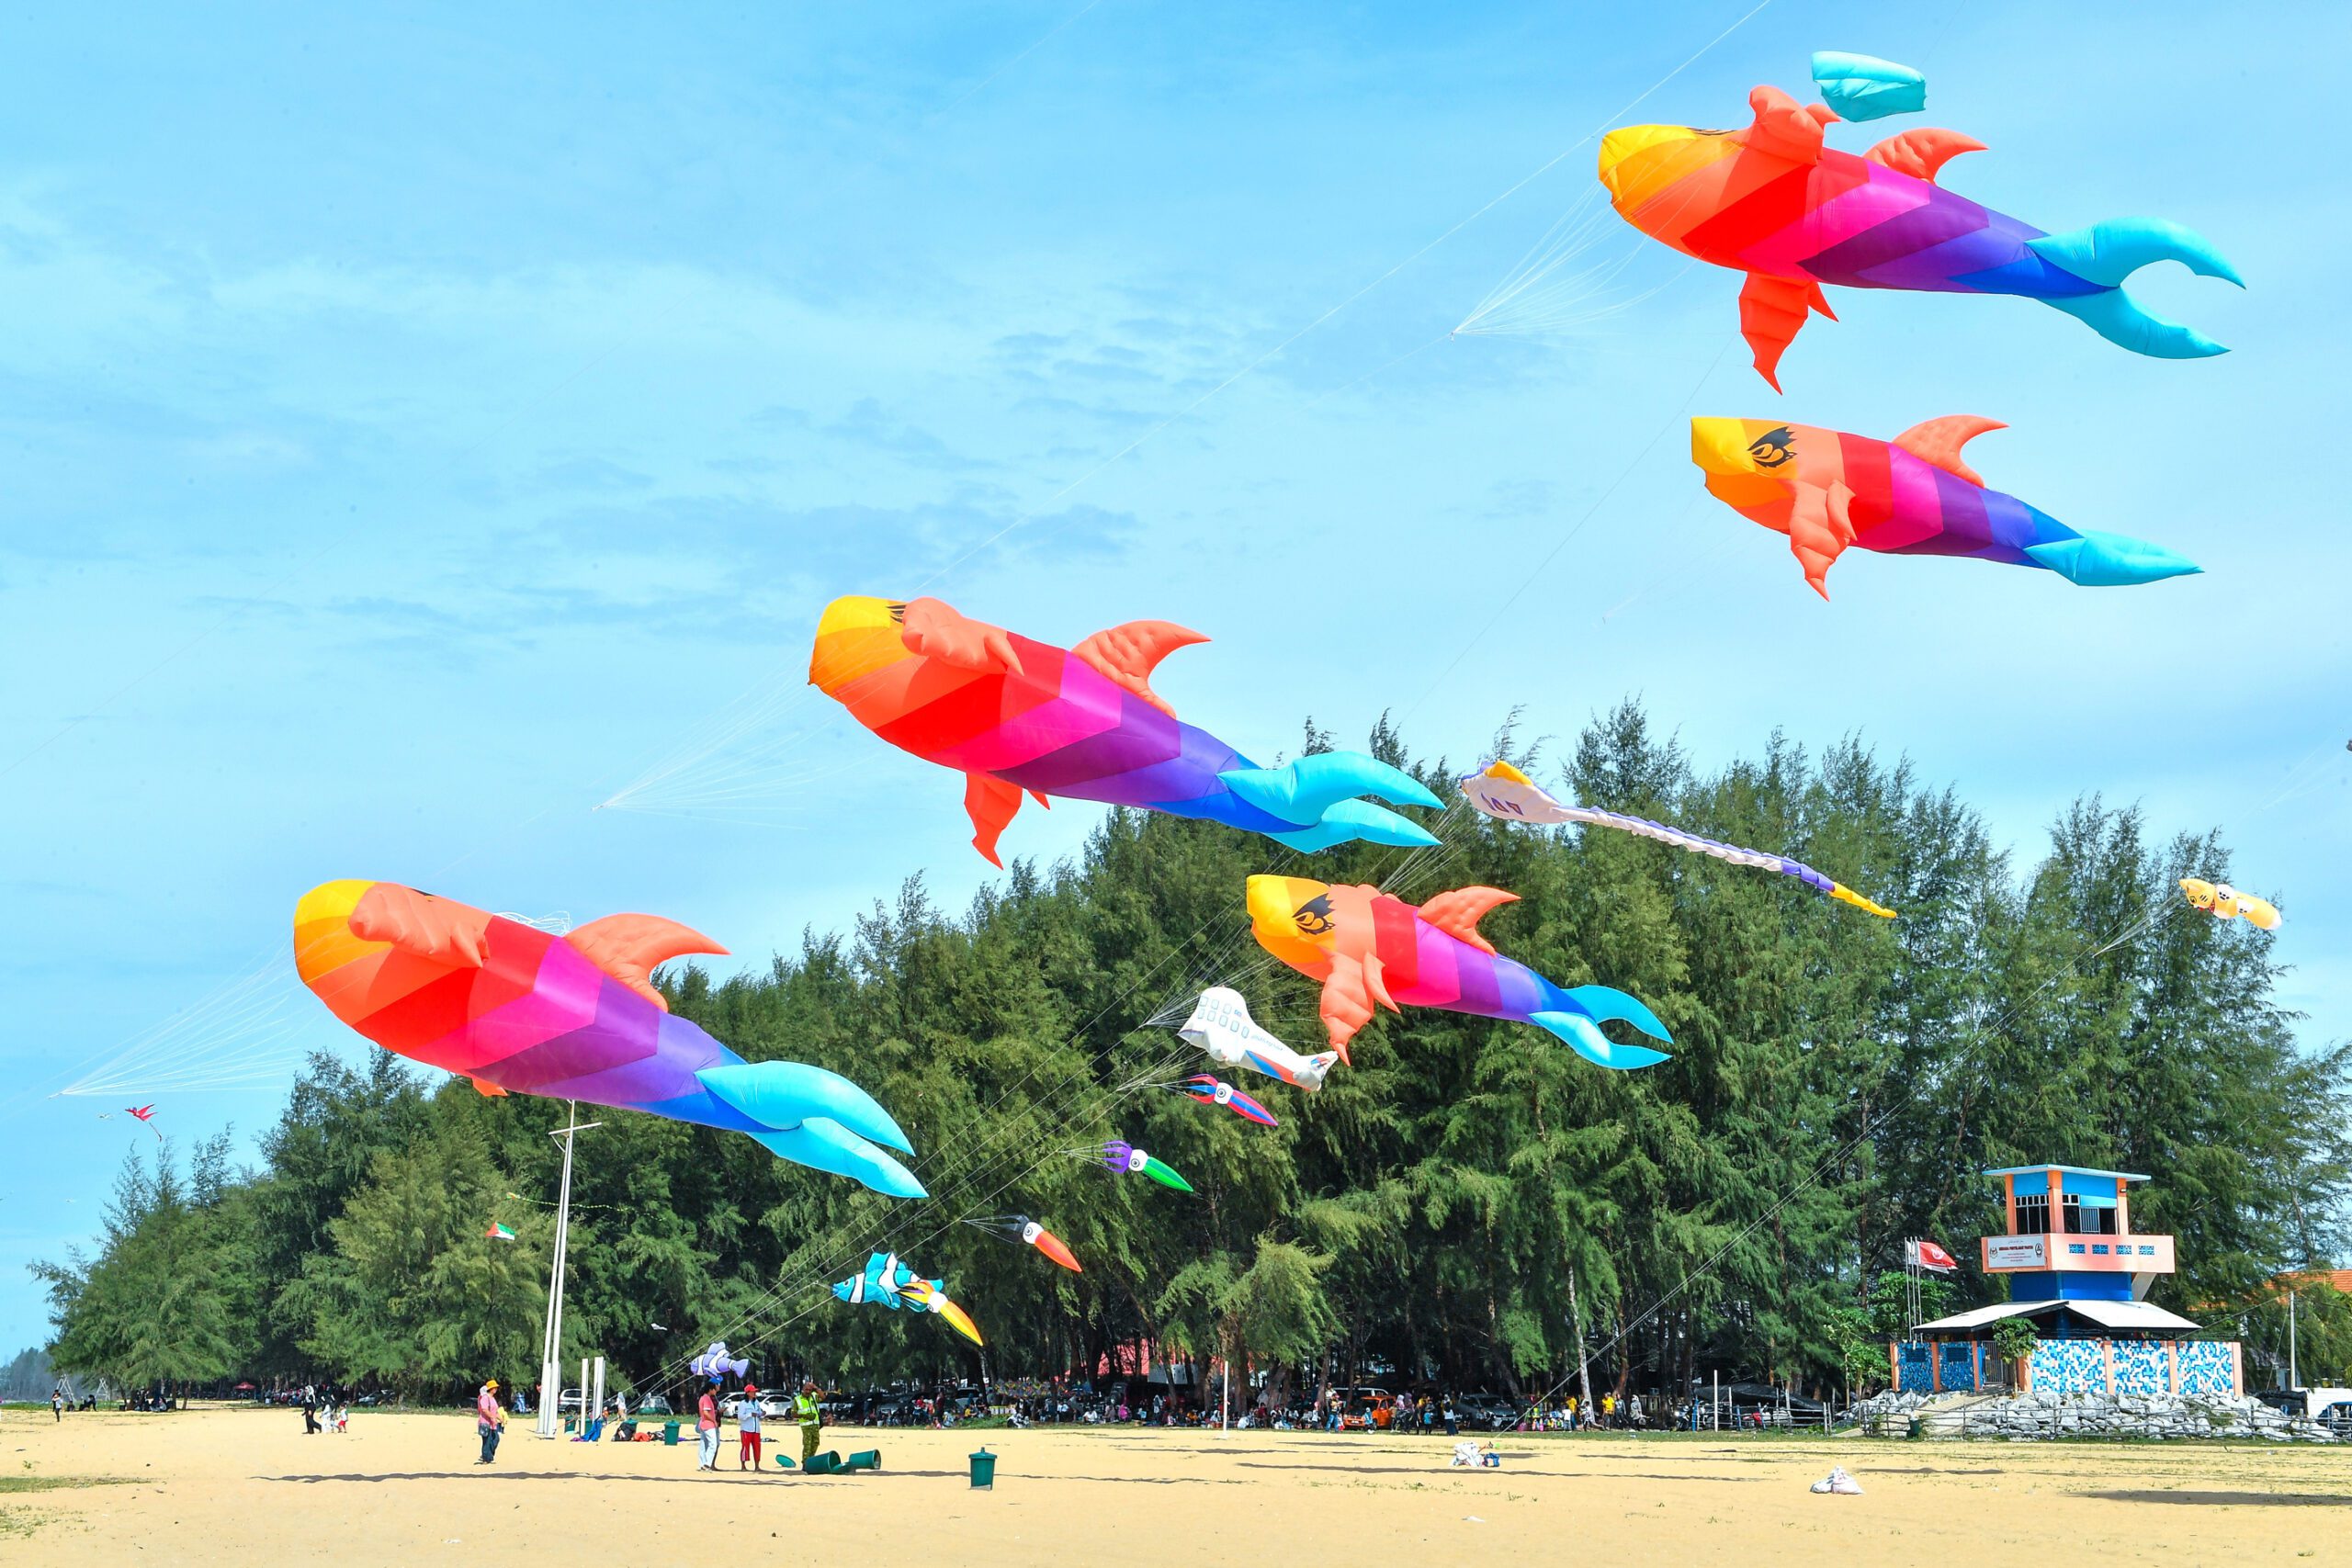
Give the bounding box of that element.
[1520,891,2177,1416]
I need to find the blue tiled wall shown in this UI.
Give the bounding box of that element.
[2030,1337,2108,1394]
[1896,1341,1933,1393]
[2110,1340,2166,1396]
[2176,1340,2233,1396]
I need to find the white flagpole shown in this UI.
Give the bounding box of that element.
[535,1104,602,1438]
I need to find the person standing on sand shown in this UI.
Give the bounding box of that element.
[475,1379,506,1464]
[696,1382,721,1470]
[51,1388,62,1423]
[737,1385,763,1472]
[794,1380,822,1467]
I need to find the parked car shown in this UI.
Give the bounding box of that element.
[2255,1387,2352,1431]
[1453,1394,1520,1432]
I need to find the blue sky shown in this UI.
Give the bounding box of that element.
[2,1,2346,1351]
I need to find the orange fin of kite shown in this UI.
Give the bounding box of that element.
[1891,415,2006,487]
[469,1077,510,1098]
[1787,480,1859,601]
[964,773,1023,867]
[1416,886,1521,955]
[901,596,1023,676]
[569,914,729,1010]
[1317,953,1396,1065]
[349,885,492,968]
[1737,274,1832,391]
[1736,85,1837,165]
[1071,621,1208,717]
[1864,128,1987,185]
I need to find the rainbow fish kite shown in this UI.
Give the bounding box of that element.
[1689,415,2198,595]
[1598,62,2242,386]
[809,595,1442,864]
[1461,761,1895,919]
[294,881,922,1197]
[1247,875,1672,1069]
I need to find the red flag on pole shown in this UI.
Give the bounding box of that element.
[1907,1238,1958,1273]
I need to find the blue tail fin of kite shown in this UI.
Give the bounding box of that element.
[750,1118,927,1200]
[1564,984,1674,1043]
[1529,1010,1671,1070]
[1265,797,1441,852]
[2022,530,2201,587]
[1222,751,1442,823]
[697,1060,914,1154]
[2029,220,2240,359]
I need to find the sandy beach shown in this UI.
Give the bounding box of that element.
[2,1405,2345,1566]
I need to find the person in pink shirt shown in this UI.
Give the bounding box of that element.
[695,1382,721,1471]
[475,1379,506,1465]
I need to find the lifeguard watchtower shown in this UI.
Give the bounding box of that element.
[1893,1164,2239,1396]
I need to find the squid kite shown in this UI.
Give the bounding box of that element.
[294,881,922,1198]
[967,1214,1083,1273]
[2180,878,2281,931]
[1598,65,2242,386]
[1247,875,1672,1069]
[1690,416,2198,594]
[1177,1074,1278,1127]
[1177,987,1340,1091]
[809,595,1442,863]
[1462,761,1894,918]
[1099,1140,1193,1192]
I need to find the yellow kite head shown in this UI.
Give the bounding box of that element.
[1690,417,1817,511]
[1247,874,1341,970]
[808,595,915,694]
[1597,122,1716,209]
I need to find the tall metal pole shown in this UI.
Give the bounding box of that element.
[535,1104,599,1438]
[2288,1288,2299,1390]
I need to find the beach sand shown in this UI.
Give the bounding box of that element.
[4,1405,2346,1565]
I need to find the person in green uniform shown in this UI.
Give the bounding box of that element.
[794,1379,822,1465]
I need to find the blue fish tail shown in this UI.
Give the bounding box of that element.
[2028,219,2241,359]
[1528,1010,1671,1071]
[1564,983,1674,1043]
[697,1060,914,1154]
[2023,529,2201,587]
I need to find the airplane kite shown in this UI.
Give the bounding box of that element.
[2180,878,2281,931]
[294,880,922,1197]
[1099,1140,1193,1193]
[1176,987,1340,1090]
[1461,761,1895,918]
[808,595,1442,863]
[1598,62,2242,387]
[1689,416,2199,595]
[1247,874,1673,1069]
[967,1215,1083,1273]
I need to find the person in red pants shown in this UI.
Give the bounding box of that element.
[737,1385,764,1471]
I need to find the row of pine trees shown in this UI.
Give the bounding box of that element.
[33,705,2352,1405]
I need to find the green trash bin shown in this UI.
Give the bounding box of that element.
[967,1448,996,1490]
[662,1419,682,1446]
